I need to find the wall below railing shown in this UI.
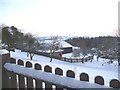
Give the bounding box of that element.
[1,53,120,89]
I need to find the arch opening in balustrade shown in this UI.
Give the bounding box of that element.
[80,72,89,81]
[44,65,52,73]
[110,79,120,88]
[35,63,42,70]
[10,58,16,64]
[26,61,32,68]
[95,76,104,85]
[18,59,24,66]
[55,67,63,76]
[66,70,75,78]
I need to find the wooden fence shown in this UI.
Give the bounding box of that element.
[62,56,93,63]
[21,49,94,63]
[2,53,120,89]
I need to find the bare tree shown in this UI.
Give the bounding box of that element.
[23,33,40,60]
[72,47,81,59]
[80,48,89,63]
[78,40,88,63]
[47,36,62,62]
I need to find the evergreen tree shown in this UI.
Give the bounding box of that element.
[2,26,14,52]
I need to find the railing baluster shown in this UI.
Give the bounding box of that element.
[44,81,52,90]
[44,65,52,90]
[18,59,26,89]
[56,84,64,90]
[35,79,43,89]
[34,63,43,89]
[26,77,34,89]
[26,61,34,89]
[18,74,26,88]
[10,72,17,88]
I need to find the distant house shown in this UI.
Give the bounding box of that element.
[38,38,73,54]
[60,41,73,54]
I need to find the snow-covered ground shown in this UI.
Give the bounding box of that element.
[10,49,119,87]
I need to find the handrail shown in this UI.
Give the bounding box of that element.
[4,63,110,88]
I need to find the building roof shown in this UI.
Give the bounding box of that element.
[44,39,73,48]
[36,36,73,48]
[60,41,73,48]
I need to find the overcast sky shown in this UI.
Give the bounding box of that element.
[0,0,119,37]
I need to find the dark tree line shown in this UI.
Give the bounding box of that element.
[65,36,118,60]
[2,25,23,51]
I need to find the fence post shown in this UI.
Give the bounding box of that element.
[85,58,87,62]
[1,51,11,88]
[71,58,72,63]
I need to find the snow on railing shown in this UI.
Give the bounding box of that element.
[4,63,110,89]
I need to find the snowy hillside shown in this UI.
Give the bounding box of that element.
[10,49,119,87]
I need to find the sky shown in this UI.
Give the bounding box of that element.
[0,0,119,37]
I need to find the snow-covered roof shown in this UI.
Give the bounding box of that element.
[0,49,9,55]
[60,41,73,48]
[36,36,73,48]
[42,39,73,48]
